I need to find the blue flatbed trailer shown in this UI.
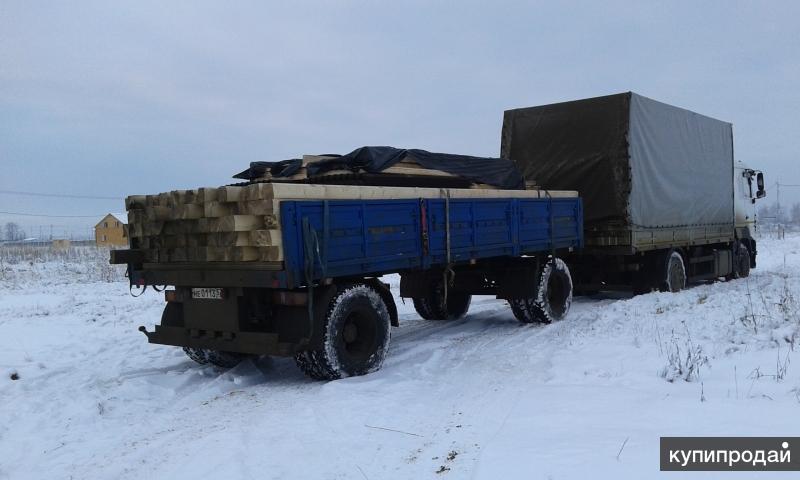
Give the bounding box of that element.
[280,196,583,288]
[118,194,583,379]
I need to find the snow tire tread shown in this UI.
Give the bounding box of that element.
[294,283,391,380]
[510,257,573,324]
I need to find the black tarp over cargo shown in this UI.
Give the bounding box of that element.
[235,146,525,190]
[501,92,735,234]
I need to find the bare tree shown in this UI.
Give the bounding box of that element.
[4,222,24,241]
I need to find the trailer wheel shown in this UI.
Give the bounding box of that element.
[181,348,246,368]
[510,257,573,324]
[182,347,209,365]
[412,280,471,320]
[293,351,328,380]
[160,304,248,368]
[660,250,687,292]
[205,350,247,368]
[294,283,391,380]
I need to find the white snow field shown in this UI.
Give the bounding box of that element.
[1,235,800,479]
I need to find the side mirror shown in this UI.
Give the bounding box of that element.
[756,172,766,199]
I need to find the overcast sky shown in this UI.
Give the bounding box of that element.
[1,1,798,238]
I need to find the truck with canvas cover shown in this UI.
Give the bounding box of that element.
[111,149,583,379]
[502,92,766,293]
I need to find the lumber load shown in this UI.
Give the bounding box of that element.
[248,155,461,183]
[235,148,533,190]
[126,183,577,264]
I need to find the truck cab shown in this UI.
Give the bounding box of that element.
[734,162,766,269]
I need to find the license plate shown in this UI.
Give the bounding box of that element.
[191,288,225,300]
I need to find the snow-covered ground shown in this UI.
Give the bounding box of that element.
[1,236,799,479]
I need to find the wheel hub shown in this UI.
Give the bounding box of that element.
[343,323,358,343]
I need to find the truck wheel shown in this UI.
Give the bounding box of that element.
[660,250,686,292]
[412,280,471,320]
[732,242,751,279]
[510,257,573,324]
[294,283,391,380]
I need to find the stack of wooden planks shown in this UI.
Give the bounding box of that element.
[126,183,577,263]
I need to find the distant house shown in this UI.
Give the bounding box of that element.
[95,214,128,247]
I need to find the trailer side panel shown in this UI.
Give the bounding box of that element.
[280,197,583,287]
